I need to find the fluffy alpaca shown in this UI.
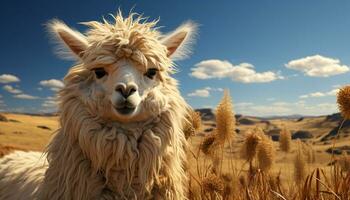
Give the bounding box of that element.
[0,12,197,200]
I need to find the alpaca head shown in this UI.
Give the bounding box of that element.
[49,12,197,123]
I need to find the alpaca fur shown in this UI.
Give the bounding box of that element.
[0,12,197,200]
[0,151,47,199]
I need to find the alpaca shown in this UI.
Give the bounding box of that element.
[0,12,197,200]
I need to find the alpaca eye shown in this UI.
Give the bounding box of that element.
[93,68,107,79]
[144,68,158,79]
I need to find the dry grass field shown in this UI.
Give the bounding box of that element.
[0,113,58,153]
[0,92,350,199]
[185,91,350,200]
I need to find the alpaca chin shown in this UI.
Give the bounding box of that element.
[111,105,140,122]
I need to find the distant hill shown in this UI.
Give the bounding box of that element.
[0,112,58,117]
[320,113,350,141]
[257,114,317,120]
[195,108,215,121]
[195,108,314,121]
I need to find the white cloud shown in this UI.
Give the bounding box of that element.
[202,105,214,109]
[285,55,349,77]
[204,87,224,92]
[0,74,20,83]
[272,101,290,106]
[187,86,224,98]
[13,94,39,100]
[46,96,56,100]
[299,88,339,99]
[235,102,254,107]
[42,100,58,108]
[188,89,210,97]
[299,95,309,99]
[190,59,283,83]
[39,79,64,91]
[249,105,292,114]
[235,101,337,116]
[326,89,339,96]
[2,85,22,94]
[310,92,325,97]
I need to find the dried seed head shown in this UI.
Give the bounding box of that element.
[200,134,217,156]
[241,131,261,162]
[183,125,195,139]
[221,173,233,183]
[338,151,350,172]
[257,136,275,172]
[269,176,278,191]
[191,111,202,130]
[239,175,247,187]
[215,90,236,144]
[183,109,202,138]
[220,173,233,198]
[337,86,350,120]
[202,174,225,195]
[301,142,316,163]
[279,126,291,153]
[294,140,307,184]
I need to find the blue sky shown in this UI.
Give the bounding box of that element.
[1,0,350,116]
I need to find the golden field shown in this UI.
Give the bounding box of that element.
[0,96,350,200]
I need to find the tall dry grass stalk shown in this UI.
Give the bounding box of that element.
[337,85,350,120]
[190,110,202,131]
[215,90,236,175]
[240,129,261,175]
[184,110,202,139]
[294,140,307,184]
[202,174,225,198]
[215,90,235,144]
[301,141,316,164]
[338,151,350,173]
[279,126,291,153]
[200,133,217,156]
[240,131,261,163]
[257,136,275,173]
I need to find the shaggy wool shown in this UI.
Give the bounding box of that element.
[0,151,47,199]
[0,12,196,200]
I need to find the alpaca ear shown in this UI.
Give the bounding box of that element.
[48,20,88,59]
[161,21,198,60]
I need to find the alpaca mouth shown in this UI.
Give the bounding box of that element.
[114,105,136,115]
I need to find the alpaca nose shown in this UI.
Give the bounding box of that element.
[115,83,138,98]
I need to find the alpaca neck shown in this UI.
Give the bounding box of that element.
[58,100,174,198]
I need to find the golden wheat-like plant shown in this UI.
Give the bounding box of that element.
[337,85,350,120]
[200,134,217,156]
[202,174,224,195]
[301,141,316,164]
[191,111,202,131]
[279,126,291,153]
[240,130,261,163]
[338,151,350,173]
[294,140,307,184]
[215,90,235,144]
[219,173,234,198]
[184,110,202,138]
[257,136,275,172]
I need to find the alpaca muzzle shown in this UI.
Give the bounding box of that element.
[113,99,137,115]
